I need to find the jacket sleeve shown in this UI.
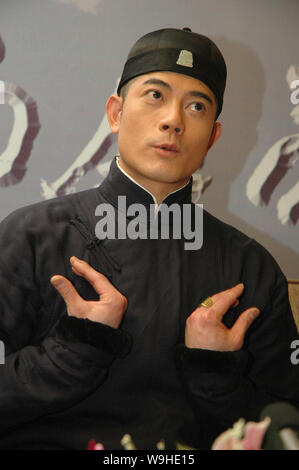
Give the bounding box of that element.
[175,240,299,450]
[0,207,132,436]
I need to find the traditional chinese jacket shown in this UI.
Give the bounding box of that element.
[0,157,298,449]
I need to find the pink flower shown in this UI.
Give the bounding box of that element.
[211,416,271,450]
[87,439,104,450]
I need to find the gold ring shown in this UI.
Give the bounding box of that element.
[200,297,214,308]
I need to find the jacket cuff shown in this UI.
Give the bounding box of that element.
[55,314,133,358]
[175,343,249,375]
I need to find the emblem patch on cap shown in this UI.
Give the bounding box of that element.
[176,50,193,68]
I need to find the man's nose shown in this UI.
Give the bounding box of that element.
[159,104,185,135]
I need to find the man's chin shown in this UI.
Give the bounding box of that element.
[118,157,190,188]
[142,169,190,187]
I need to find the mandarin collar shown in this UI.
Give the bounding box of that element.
[98,156,193,210]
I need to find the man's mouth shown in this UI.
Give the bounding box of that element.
[154,143,179,153]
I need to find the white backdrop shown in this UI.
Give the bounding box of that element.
[0,0,298,277]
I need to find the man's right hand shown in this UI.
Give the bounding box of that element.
[50,256,128,329]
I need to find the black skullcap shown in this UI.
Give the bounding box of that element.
[117,27,227,118]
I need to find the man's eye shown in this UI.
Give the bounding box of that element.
[191,102,206,112]
[148,90,162,100]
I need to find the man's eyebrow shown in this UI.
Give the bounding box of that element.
[142,78,172,89]
[141,78,214,106]
[188,90,213,106]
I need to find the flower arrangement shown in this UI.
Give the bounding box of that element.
[87,433,165,450]
[87,416,271,451]
[211,416,271,450]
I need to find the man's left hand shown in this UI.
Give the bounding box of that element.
[185,283,260,351]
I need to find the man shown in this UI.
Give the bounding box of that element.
[0,27,298,450]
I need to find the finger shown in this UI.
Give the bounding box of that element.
[50,274,84,311]
[210,283,245,319]
[71,264,81,276]
[229,307,260,349]
[69,256,113,296]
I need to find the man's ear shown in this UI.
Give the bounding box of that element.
[198,122,222,169]
[106,95,123,134]
[207,121,222,151]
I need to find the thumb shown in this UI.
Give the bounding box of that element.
[230,307,260,350]
[50,275,84,313]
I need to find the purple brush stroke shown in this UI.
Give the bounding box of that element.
[0,35,5,63]
[260,138,297,206]
[56,133,116,196]
[0,85,41,187]
[290,202,299,225]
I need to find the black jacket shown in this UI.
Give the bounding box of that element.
[0,157,298,450]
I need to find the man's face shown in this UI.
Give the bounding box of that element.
[106,71,221,192]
